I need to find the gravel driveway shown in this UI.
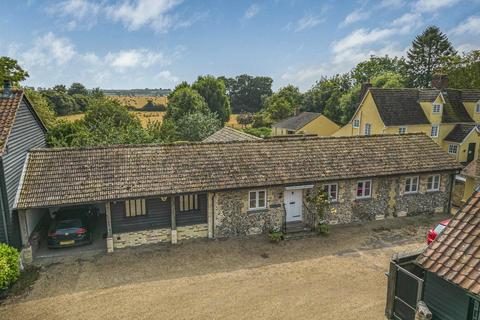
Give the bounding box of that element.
[0,215,446,320]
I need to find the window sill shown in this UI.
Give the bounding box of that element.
[247,208,268,214]
[403,192,419,195]
[355,197,372,201]
[426,190,441,193]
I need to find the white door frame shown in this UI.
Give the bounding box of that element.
[284,189,303,222]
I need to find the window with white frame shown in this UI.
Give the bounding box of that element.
[249,190,266,210]
[125,199,146,217]
[432,103,442,113]
[356,180,372,199]
[448,144,458,154]
[476,102,480,113]
[179,194,199,212]
[430,124,439,137]
[398,127,407,134]
[427,175,441,192]
[364,123,372,135]
[323,183,338,202]
[353,119,360,128]
[404,176,419,194]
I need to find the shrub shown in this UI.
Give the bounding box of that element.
[243,127,271,138]
[0,243,20,291]
[317,223,330,236]
[268,229,284,243]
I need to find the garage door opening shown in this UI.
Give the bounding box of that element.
[32,204,107,258]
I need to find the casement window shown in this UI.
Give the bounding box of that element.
[398,127,407,134]
[353,119,360,128]
[356,180,372,199]
[475,102,480,113]
[448,144,458,154]
[179,194,199,212]
[432,103,442,113]
[430,124,439,138]
[404,176,419,194]
[125,199,146,217]
[323,183,338,202]
[364,123,372,136]
[427,175,441,192]
[249,190,266,210]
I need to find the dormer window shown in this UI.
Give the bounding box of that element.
[433,103,442,113]
[476,102,480,113]
[353,119,360,128]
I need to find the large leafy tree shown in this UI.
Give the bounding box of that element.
[192,75,231,123]
[406,26,456,88]
[219,74,273,113]
[351,55,407,85]
[68,82,88,96]
[175,111,222,141]
[263,85,303,121]
[164,87,210,122]
[24,89,56,128]
[440,50,480,89]
[0,56,29,85]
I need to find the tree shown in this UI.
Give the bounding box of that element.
[175,111,222,141]
[220,75,273,113]
[24,89,56,128]
[192,75,231,123]
[440,50,480,89]
[0,56,29,85]
[370,72,405,88]
[406,26,456,88]
[42,91,79,115]
[52,84,67,93]
[68,82,88,96]
[338,84,361,125]
[237,112,254,127]
[90,87,105,99]
[264,95,295,121]
[351,55,407,85]
[164,87,209,122]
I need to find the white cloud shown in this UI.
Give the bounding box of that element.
[450,15,480,36]
[49,0,101,30]
[332,28,395,53]
[341,9,371,27]
[287,14,325,32]
[244,4,260,19]
[21,32,77,67]
[281,66,326,82]
[413,0,460,12]
[391,12,423,33]
[380,0,405,8]
[456,43,480,53]
[154,70,179,83]
[105,49,168,71]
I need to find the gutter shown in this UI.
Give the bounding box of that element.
[447,172,456,215]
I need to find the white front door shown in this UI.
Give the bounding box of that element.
[284,189,303,222]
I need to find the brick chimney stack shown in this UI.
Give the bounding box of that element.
[431,74,449,91]
[2,80,11,97]
[359,82,372,100]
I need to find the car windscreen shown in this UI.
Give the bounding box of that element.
[55,219,83,229]
[433,224,446,234]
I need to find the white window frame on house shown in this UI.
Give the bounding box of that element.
[448,144,458,155]
[430,124,439,138]
[398,127,407,134]
[249,190,267,210]
[427,175,441,192]
[432,103,442,113]
[356,180,372,199]
[125,199,147,217]
[353,119,360,128]
[179,194,199,212]
[364,123,372,136]
[323,183,338,202]
[404,176,419,194]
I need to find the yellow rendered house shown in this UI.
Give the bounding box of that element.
[334,79,480,164]
[272,112,340,136]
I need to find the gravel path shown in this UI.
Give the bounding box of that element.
[0,215,446,320]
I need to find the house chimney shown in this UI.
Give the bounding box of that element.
[294,107,300,116]
[2,80,11,97]
[431,74,449,91]
[359,82,372,100]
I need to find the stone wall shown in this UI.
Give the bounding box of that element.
[113,228,171,249]
[214,172,452,237]
[214,186,285,237]
[177,224,208,241]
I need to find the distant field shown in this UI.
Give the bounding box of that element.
[58,112,240,129]
[108,96,168,110]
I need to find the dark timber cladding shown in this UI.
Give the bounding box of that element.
[16,133,462,209]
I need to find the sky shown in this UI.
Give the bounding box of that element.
[0,0,479,91]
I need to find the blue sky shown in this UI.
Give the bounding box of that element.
[0,0,479,91]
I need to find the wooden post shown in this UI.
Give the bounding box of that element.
[18,209,32,264]
[207,192,213,239]
[105,202,114,253]
[171,196,177,244]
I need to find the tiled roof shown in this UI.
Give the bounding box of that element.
[272,112,321,130]
[369,89,430,126]
[203,126,261,142]
[0,90,24,155]
[16,133,461,209]
[417,191,480,296]
[461,160,477,178]
[367,88,480,126]
[444,124,477,143]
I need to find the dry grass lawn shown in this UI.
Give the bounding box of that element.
[108,96,168,109]
[0,215,445,320]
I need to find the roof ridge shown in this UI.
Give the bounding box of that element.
[30,133,428,153]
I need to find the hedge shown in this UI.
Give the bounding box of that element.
[0,243,20,291]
